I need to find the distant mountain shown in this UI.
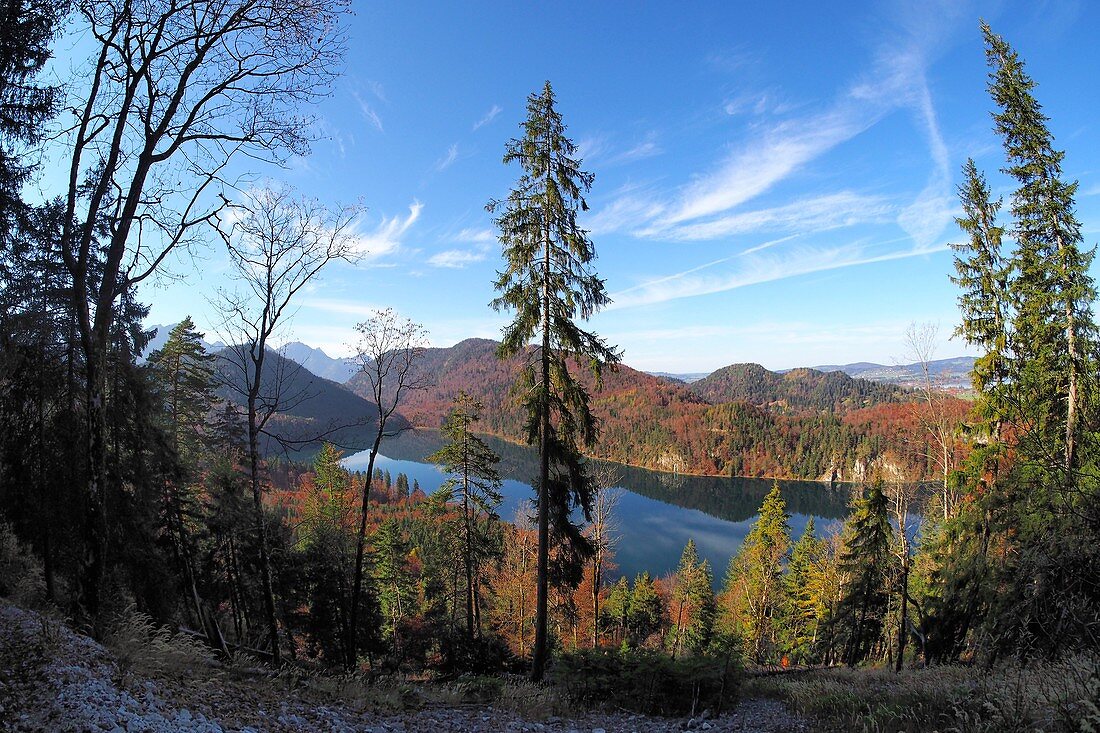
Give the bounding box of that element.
[343,337,963,482]
[791,356,976,390]
[688,363,908,412]
[213,347,400,455]
[647,371,709,383]
[280,341,357,383]
[140,323,224,362]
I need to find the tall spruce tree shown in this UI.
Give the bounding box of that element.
[427,392,504,639]
[722,482,791,663]
[145,317,222,650]
[832,482,893,666]
[488,81,621,680]
[782,517,826,664]
[669,539,716,658]
[983,21,1096,481]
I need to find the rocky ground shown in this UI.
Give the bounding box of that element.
[0,602,809,732]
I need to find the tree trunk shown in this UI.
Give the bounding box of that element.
[463,431,475,639]
[1064,296,1078,481]
[246,393,281,665]
[82,348,108,636]
[531,168,553,681]
[348,428,383,669]
[895,554,909,672]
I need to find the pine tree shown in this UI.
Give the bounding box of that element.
[374,518,415,658]
[983,21,1096,480]
[832,482,893,666]
[782,518,826,664]
[146,318,215,471]
[603,575,631,646]
[626,572,663,647]
[298,443,356,664]
[488,81,621,680]
[669,539,716,657]
[722,482,791,662]
[145,316,220,649]
[952,159,1010,429]
[427,392,503,639]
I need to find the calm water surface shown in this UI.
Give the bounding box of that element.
[343,430,855,585]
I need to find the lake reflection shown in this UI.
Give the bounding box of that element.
[343,430,854,586]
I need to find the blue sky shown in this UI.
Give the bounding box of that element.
[133,0,1100,372]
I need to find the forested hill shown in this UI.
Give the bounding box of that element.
[686,363,908,412]
[214,347,401,453]
[342,337,964,482]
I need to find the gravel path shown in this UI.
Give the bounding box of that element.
[0,602,808,732]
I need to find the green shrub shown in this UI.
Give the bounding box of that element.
[553,646,741,716]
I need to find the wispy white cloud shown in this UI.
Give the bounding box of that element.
[348,201,423,260]
[364,80,388,104]
[723,90,798,117]
[641,191,894,241]
[427,248,487,269]
[576,135,610,162]
[607,133,662,165]
[473,104,503,131]
[299,298,389,318]
[454,227,496,243]
[350,90,384,132]
[578,134,662,168]
[583,189,667,236]
[434,144,459,172]
[608,236,946,311]
[892,52,957,249]
[663,104,885,226]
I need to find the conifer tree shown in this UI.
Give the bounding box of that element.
[146,318,216,470]
[626,572,663,647]
[669,539,716,657]
[374,518,415,658]
[488,81,621,680]
[427,392,503,639]
[832,482,893,666]
[603,575,631,645]
[145,316,220,649]
[952,159,1010,435]
[298,444,356,664]
[782,518,826,664]
[722,482,791,662]
[983,21,1096,480]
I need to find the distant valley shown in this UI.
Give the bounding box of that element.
[145,323,971,481]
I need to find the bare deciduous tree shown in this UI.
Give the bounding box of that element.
[585,464,621,648]
[215,184,361,664]
[346,309,429,669]
[54,0,349,627]
[905,322,958,521]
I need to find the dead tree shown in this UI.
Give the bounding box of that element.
[215,185,360,664]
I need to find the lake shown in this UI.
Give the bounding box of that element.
[343,430,856,585]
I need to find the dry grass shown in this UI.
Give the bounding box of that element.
[744,660,1100,732]
[102,605,220,684]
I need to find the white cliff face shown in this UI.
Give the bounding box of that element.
[817,455,908,485]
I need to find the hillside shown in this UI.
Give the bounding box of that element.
[0,600,805,732]
[796,356,976,390]
[214,347,400,454]
[687,363,908,412]
[345,338,965,481]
